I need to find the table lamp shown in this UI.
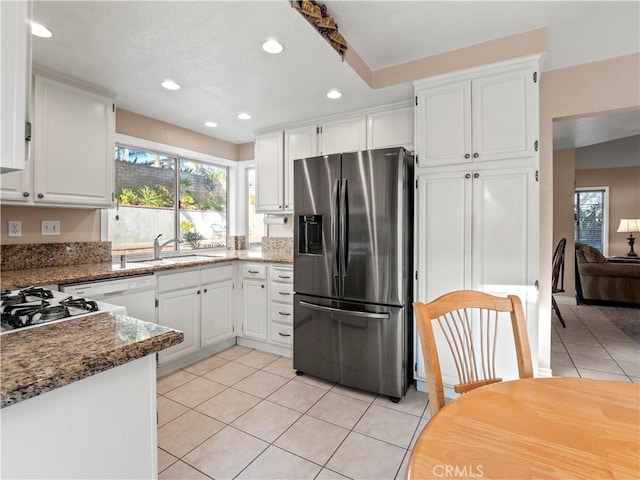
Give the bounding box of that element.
[617,219,640,257]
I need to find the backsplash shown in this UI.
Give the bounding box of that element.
[1,242,111,271]
[261,236,293,255]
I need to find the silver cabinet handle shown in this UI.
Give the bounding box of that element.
[248,270,259,273]
[278,332,291,337]
[278,275,291,279]
[279,291,291,295]
[278,311,291,316]
[299,301,390,319]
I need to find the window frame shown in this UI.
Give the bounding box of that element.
[103,134,240,260]
[574,186,610,256]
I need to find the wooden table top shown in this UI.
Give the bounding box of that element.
[407,378,640,480]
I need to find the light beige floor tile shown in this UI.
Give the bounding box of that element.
[268,379,328,412]
[234,350,281,369]
[195,388,261,424]
[275,415,349,465]
[551,364,580,377]
[558,333,600,346]
[184,355,228,376]
[233,370,289,398]
[157,410,224,458]
[551,341,568,353]
[159,460,211,480]
[603,345,640,364]
[373,385,428,417]
[330,384,376,403]
[157,370,198,394]
[591,329,634,342]
[596,337,638,349]
[164,377,227,408]
[564,342,612,359]
[315,468,351,480]
[354,404,420,448]
[183,426,268,480]
[550,350,574,367]
[577,368,632,382]
[294,374,336,390]
[569,354,625,375]
[157,395,190,427]
[202,361,256,386]
[327,431,406,480]
[236,445,322,480]
[232,400,301,443]
[557,326,594,338]
[410,418,428,450]
[307,392,370,429]
[617,359,640,377]
[631,377,640,383]
[395,450,411,480]
[262,356,297,379]
[215,345,254,360]
[157,448,177,473]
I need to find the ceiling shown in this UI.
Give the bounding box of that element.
[554,110,640,149]
[31,1,640,147]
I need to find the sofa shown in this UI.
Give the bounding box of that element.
[575,243,640,305]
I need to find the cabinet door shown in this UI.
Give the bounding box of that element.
[201,279,234,347]
[242,278,267,340]
[367,106,414,151]
[414,169,471,383]
[470,167,538,381]
[284,125,317,212]
[33,74,114,207]
[471,67,536,161]
[0,166,30,202]
[157,288,200,364]
[415,81,471,167]
[255,131,284,212]
[0,0,31,173]
[319,116,366,155]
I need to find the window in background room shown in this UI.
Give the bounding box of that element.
[107,145,229,255]
[575,187,609,255]
[247,167,264,248]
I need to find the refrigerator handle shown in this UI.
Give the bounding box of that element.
[331,179,340,281]
[340,178,348,285]
[300,300,390,319]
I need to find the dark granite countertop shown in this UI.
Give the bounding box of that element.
[0,312,183,408]
[0,250,293,290]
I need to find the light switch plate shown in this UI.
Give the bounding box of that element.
[41,220,61,236]
[8,221,22,237]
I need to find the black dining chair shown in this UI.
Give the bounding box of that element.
[552,238,567,328]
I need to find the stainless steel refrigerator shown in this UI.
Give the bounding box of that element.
[293,147,414,400]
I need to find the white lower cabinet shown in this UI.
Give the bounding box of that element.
[201,265,235,346]
[241,264,268,340]
[268,266,294,347]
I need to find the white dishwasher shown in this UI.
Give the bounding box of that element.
[60,275,157,324]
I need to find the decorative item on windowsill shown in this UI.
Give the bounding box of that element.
[617,218,640,257]
[291,0,348,58]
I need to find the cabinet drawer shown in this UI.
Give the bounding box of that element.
[270,302,293,325]
[158,270,200,293]
[269,322,293,346]
[269,266,293,283]
[201,264,234,284]
[270,283,293,304]
[242,264,266,279]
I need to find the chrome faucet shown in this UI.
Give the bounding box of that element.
[153,234,181,259]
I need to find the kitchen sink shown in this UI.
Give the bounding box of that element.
[140,254,226,266]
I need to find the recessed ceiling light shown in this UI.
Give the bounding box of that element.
[262,39,284,54]
[238,113,252,120]
[161,80,181,91]
[204,121,217,128]
[327,89,342,99]
[30,22,53,38]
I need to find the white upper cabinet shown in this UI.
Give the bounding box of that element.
[284,124,317,212]
[1,0,32,173]
[255,131,284,212]
[319,115,366,155]
[367,105,414,151]
[415,57,539,167]
[33,73,115,207]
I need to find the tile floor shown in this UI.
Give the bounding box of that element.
[156,345,431,480]
[156,303,639,480]
[551,302,640,382]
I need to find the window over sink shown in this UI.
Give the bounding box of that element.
[106,145,229,255]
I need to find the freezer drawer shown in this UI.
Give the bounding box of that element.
[293,294,407,399]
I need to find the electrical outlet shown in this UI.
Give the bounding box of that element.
[41,220,61,236]
[8,221,22,237]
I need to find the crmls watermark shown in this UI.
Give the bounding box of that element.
[432,464,484,478]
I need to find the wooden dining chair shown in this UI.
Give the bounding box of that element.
[552,238,567,328]
[414,290,534,416]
